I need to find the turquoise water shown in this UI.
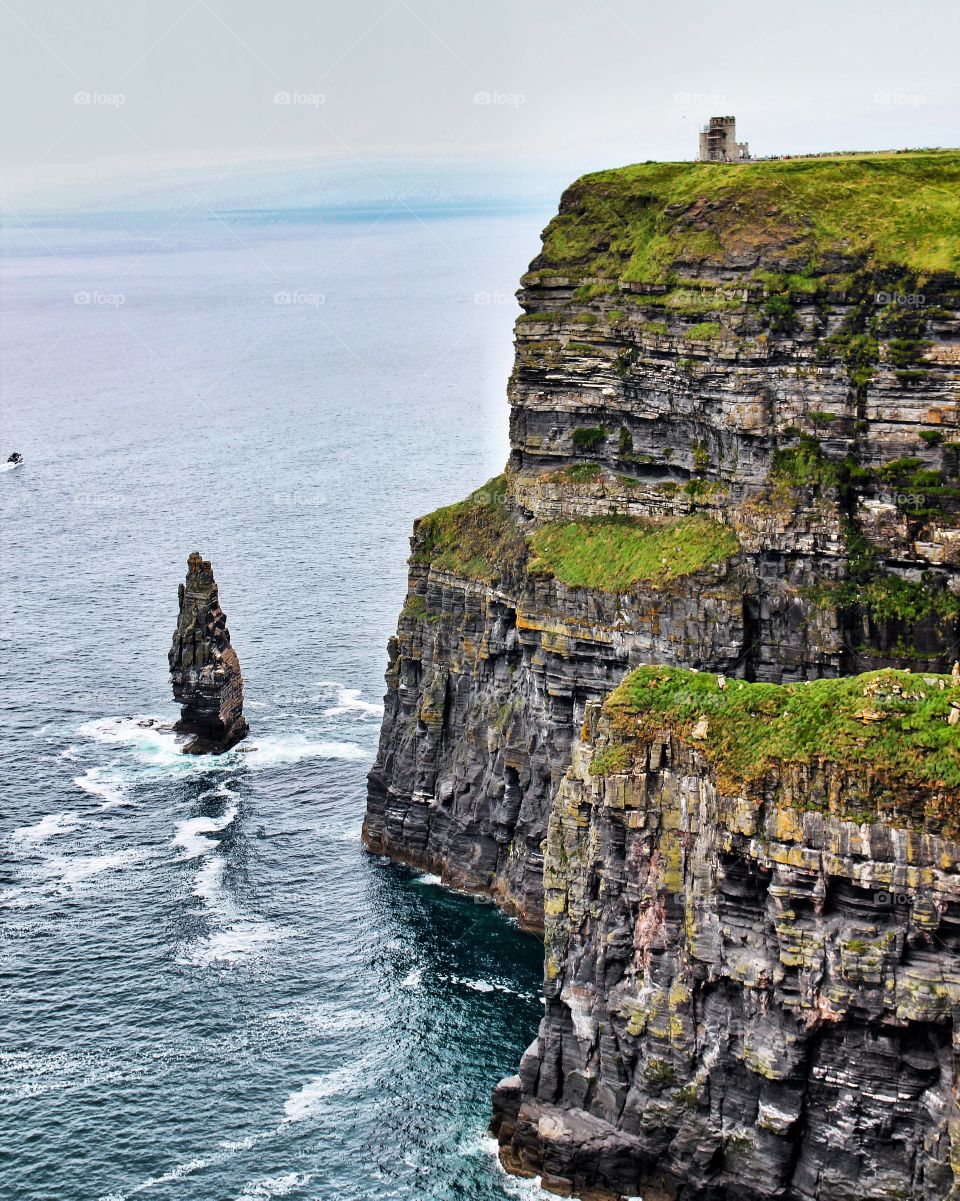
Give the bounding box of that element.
[0,204,554,1200]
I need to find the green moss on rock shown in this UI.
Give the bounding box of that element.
[527,515,739,592]
[603,664,960,796]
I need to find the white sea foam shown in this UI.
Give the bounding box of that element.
[479,1134,558,1197]
[193,855,226,902]
[48,848,149,887]
[74,767,132,809]
[266,1002,382,1036]
[182,921,295,968]
[181,846,294,968]
[10,812,80,844]
[242,737,367,767]
[414,873,442,886]
[236,1172,311,1199]
[321,685,383,718]
[173,805,238,859]
[400,967,423,991]
[283,1064,360,1121]
[78,715,367,782]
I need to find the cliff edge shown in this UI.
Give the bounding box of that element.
[492,666,960,1200]
[363,151,960,1197]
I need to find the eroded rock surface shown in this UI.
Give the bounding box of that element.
[493,674,960,1200]
[364,153,960,1196]
[168,552,247,754]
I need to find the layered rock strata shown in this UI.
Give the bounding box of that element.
[365,154,960,928]
[492,666,960,1201]
[168,552,247,754]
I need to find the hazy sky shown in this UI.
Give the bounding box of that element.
[1,0,957,209]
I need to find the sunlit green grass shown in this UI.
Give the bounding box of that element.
[528,515,738,591]
[604,665,960,795]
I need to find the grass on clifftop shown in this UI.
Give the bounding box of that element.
[534,152,960,283]
[411,485,738,592]
[410,476,525,584]
[601,665,960,795]
[528,514,738,591]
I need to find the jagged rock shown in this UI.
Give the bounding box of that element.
[168,552,247,754]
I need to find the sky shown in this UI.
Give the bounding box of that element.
[0,0,957,211]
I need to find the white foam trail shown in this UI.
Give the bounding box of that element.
[236,1172,311,1199]
[48,849,148,887]
[243,737,367,767]
[74,768,131,809]
[181,845,295,969]
[173,806,237,860]
[193,855,226,902]
[322,686,384,718]
[283,1064,360,1121]
[400,967,423,991]
[10,812,80,844]
[182,923,295,968]
[267,1002,381,1034]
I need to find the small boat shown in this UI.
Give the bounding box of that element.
[3,452,23,471]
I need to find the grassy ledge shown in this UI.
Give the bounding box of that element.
[601,665,960,797]
[409,476,524,584]
[528,515,738,591]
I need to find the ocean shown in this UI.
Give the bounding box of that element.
[0,201,557,1201]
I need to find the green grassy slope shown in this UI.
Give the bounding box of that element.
[532,151,960,284]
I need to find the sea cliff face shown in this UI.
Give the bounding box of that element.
[492,666,960,1200]
[363,151,960,1195]
[365,153,960,927]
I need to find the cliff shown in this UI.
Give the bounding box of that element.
[365,151,960,928]
[169,552,247,754]
[492,666,960,1200]
[362,150,960,1196]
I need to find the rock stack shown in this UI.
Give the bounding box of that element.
[168,552,248,754]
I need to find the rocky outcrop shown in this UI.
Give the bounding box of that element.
[365,154,960,927]
[363,152,960,1196]
[492,667,960,1200]
[168,552,247,754]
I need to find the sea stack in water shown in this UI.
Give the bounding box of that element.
[169,552,248,754]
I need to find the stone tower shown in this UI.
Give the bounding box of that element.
[698,115,750,162]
